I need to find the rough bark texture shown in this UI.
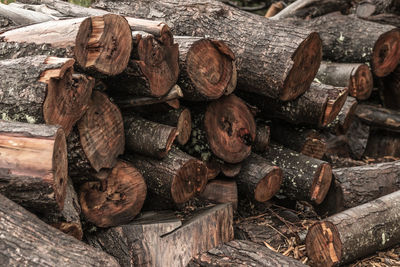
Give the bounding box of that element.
[88,203,233,267]
[253,122,270,153]
[364,129,400,157]
[355,104,400,132]
[260,143,332,204]
[0,2,56,25]
[0,194,119,267]
[92,0,323,101]
[360,13,400,28]
[379,64,400,109]
[236,153,282,203]
[316,62,373,100]
[0,120,67,216]
[306,190,400,266]
[189,240,307,267]
[326,96,358,135]
[357,0,400,18]
[200,179,238,209]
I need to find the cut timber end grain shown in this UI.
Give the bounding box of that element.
[322,84,349,127]
[204,95,256,164]
[80,160,146,227]
[372,28,400,77]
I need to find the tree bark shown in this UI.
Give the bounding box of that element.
[378,64,400,109]
[306,190,400,266]
[126,148,208,208]
[355,104,400,132]
[189,240,307,267]
[253,122,271,153]
[316,62,373,100]
[0,120,67,216]
[357,0,400,18]
[364,129,400,157]
[79,160,147,228]
[236,153,282,203]
[260,143,332,204]
[0,2,56,25]
[326,96,358,135]
[92,0,323,101]
[200,180,238,209]
[0,55,93,136]
[174,36,235,101]
[359,13,400,28]
[0,194,119,266]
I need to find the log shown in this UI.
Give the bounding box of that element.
[67,91,124,181]
[0,194,119,266]
[378,64,400,109]
[189,240,307,267]
[92,0,323,101]
[174,36,235,101]
[326,96,358,135]
[236,153,282,203]
[200,180,238,209]
[205,160,221,180]
[364,129,400,157]
[0,2,56,25]
[288,12,400,77]
[239,82,348,127]
[260,143,332,204]
[265,2,284,18]
[126,148,207,208]
[0,120,67,215]
[355,104,400,132]
[79,160,147,228]
[357,0,400,18]
[306,190,400,266]
[0,14,132,76]
[88,203,233,267]
[0,55,93,136]
[124,115,178,159]
[316,62,373,100]
[253,122,271,153]
[220,162,242,178]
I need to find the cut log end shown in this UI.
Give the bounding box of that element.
[176,108,192,145]
[306,221,342,267]
[254,166,282,202]
[281,32,322,101]
[80,160,147,227]
[349,64,373,100]
[372,29,400,77]
[53,127,68,211]
[74,14,132,76]
[322,87,348,127]
[186,39,234,100]
[301,133,327,160]
[51,222,83,240]
[204,95,256,164]
[310,163,332,204]
[171,159,207,204]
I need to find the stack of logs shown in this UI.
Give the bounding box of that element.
[1,0,400,266]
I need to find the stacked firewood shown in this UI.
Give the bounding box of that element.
[1,0,400,266]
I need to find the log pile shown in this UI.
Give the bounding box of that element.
[1,0,400,266]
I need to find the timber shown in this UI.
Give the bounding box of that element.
[0,2,56,25]
[200,180,238,209]
[327,96,358,135]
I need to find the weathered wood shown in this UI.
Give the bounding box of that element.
[0,194,119,266]
[355,104,400,132]
[200,180,238,209]
[236,153,282,203]
[357,0,400,18]
[0,55,92,136]
[0,120,67,216]
[306,190,400,266]
[378,64,400,109]
[88,203,233,267]
[364,129,400,157]
[92,0,323,101]
[80,160,147,228]
[0,2,56,25]
[326,96,358,135]
[316,62,373,100]
[359,13,400,28]
[260,143,332,204]
[253,122,271,153]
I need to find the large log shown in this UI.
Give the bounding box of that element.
[88,203,234,267]
[0,194,119,266]
[0,120,67,215]
[355,104,400,132]
[92,0,323,101]
[0,55,92,135]
[306,190,400,266]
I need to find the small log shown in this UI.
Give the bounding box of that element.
[253,122,271,153]
[124,115,177,159]
[306,190,400,266]
[0,2,56,25]
[0,55,93,135]
[0,120,67,215]
[260,143,332,204]
[364,129,400,157]
[0,194,119,266]
[174,36,235,101]
[189,240,307,267]
[326,96,358,135]
[200,180,238,209]
[88,203,233,267]
[126,148,208,208]
[355,104,400,132]
[316,62,373,100]
[378,64,400,109]
[265,2,284,18]
[80,160,147,228]
[236,153,282,203]
[357,0,400,18]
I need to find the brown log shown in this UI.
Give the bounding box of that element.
[88,203,233,267]
[306,190,400,266]
[364,129,400,157]
[316,62,373,100]
[126,148,207,208]
[174,36,235,101]
[236,153,282,203]
[205,160,221,180]
[260,143,332,204]
[265,2,284,18]
[67,91,124,181]
[253,122,271,153]
[189,240,307,267]
[92,0,323,101]
[0,55,92,136]
[355,104,400,132]
[79,160,147,228]
[326,96,358,135]
[200,180,238,209]
[124,115,178,159]
[239,82,348,127]
[0,120,67,215]
[357,0,400,18]
[378,64,400,109]
[0,194,119,267]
